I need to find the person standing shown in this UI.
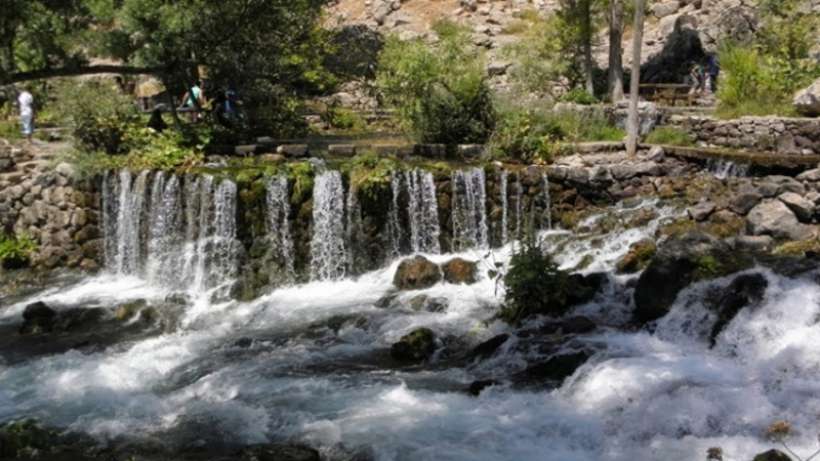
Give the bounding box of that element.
[17,87,34,142]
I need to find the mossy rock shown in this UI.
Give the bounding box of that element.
[391,327,437,363]
[773,238,820,257]
[393,256,442,290]
[616,239,657,274]
[441,258,478,284]
[114,300,148,321]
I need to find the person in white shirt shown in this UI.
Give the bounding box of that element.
[17,87,34,142]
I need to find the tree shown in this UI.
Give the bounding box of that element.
[607,0,625,101]
[626,0,645,156]
[556,0,602,96]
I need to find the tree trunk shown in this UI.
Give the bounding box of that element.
[607,0,625,102]
[581,0,595,95]
[626,0,645,156]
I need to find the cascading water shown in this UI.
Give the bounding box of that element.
[386,173,404,259]
[707,159,750,179]
[310,170,349,281]
[499,170,509,245]
[102,171,239,295]
[451,168,489,251]
[542,173,552,230]
[265,176,296,282]
[513,172,523,241]
[406,169,441,254]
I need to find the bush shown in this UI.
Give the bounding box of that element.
[553,109,624,143]
[489,108,565,162]
[644,126,694,146]
[559,88,599,105]
[376,21,495,144]
[501,241,571,324]
[52,79,140,154]
[716,46,793,118]
[0,233,37,269]
[323,106,366,132]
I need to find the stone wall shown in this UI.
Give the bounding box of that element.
[0,141,101,271]
[672,115,820,155]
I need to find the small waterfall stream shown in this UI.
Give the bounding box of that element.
[265,176,295,282]
[406,169,441,254]
[707,159,750,179]
[451,168,489,251]
[310,170,349,281]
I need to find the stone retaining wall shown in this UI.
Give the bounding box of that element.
[672,115,820,155]
[0,141,101,271]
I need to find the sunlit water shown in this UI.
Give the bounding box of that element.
[1,202,818,461]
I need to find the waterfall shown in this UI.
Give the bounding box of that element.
[266,176,296,282]
[386,173,404,259]
[451,168,489,251]
[708,159,749,179]
[112,170,150,274]
[102,171,240,295]
[346,183,363,271]
[145,173,183,287]
[310,171,349,281]
[513,172,523,241]
[543,174,552,230]
[407,170,441,254]
[499,170,509,245]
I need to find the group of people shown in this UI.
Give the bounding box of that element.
[177,80,241,126]
[689,55,720,96]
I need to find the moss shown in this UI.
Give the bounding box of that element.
[657,219,697,239]
[557,210,581,230]
[616,239,657,274]
[694,254,721,280]
[286,161,315,206]
[773,238,820,256]
[342,152,401,201]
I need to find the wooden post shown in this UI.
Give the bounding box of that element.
[626,0,645,156]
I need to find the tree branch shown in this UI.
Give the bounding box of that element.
[2,65,163,84]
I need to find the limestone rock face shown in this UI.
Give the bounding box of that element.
[393,255,442,290]
[794,77,820,117]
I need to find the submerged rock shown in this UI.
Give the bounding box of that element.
[390,327,436,363]
[469,333,510,360]
[468,379,500,396]
[19,301,57,334]
[512,351,591,387]
[393,256,441,290]
[241,443,320,461]
[709,272,768,345]
[752,449,792,461]
[441,258,478,284]
[407,295,448,313]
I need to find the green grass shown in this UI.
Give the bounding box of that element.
[0,119,22,140]
[644,126,695,146]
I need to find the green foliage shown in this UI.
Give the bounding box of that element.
[343,151,400,200]
[503,14,573,96]
[376,21,495,144]
[501,240,570,324]
[52,79,140,154]
[489,108,565,162]
[0,119,22,140]
[286,161,315,205]
[559,88,599,105]
[323,106,366,132]
[716,1,820,118]
[0,233,37,268]
[120,127,204,170]
[553,109,624,143]
[644,126,695,146]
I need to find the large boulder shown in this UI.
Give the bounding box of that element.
[441,257,478,285]
[633,233,754,325]
[778,192,815,223]
[708,272,768,345]
[747,199,812,240]
[794,77,820,117]
[393,256,441,290]
[391,328,437,363]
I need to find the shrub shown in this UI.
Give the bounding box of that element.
[323,106,366,132]
[644,126,695,146]
[376,21,495,144]
[52,79,140,154]
[501,240,571,324]
[559,88,599,105]
[343,151,399,200]
[489,108,565,162]
[0,233,37,269]
[553,109,624,143]
[716,46,792,118]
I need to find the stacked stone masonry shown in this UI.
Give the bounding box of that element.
[673,116,820,155]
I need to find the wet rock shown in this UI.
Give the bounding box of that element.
[566,273,607,306]
[407,295,448,313]
[19,301,57,334]
[708,272,768,345]
[391,328,436,363]
[56,308,107,332]
[729,190,762,215]
[633,233,753,325]
[115,300,148,321]
[512,351,591,387]
[241,443,321,461]
[747,200,812,240]
[616,239,657,274]
[468,379,500,396]
[778,192,814,223]
[393,256,441,290]
[558,316,597,334]
[687,202,716,221]
[441,257,478,284]
[234,337,254,348]
[469,333,510,360]
[752,449,792,461]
